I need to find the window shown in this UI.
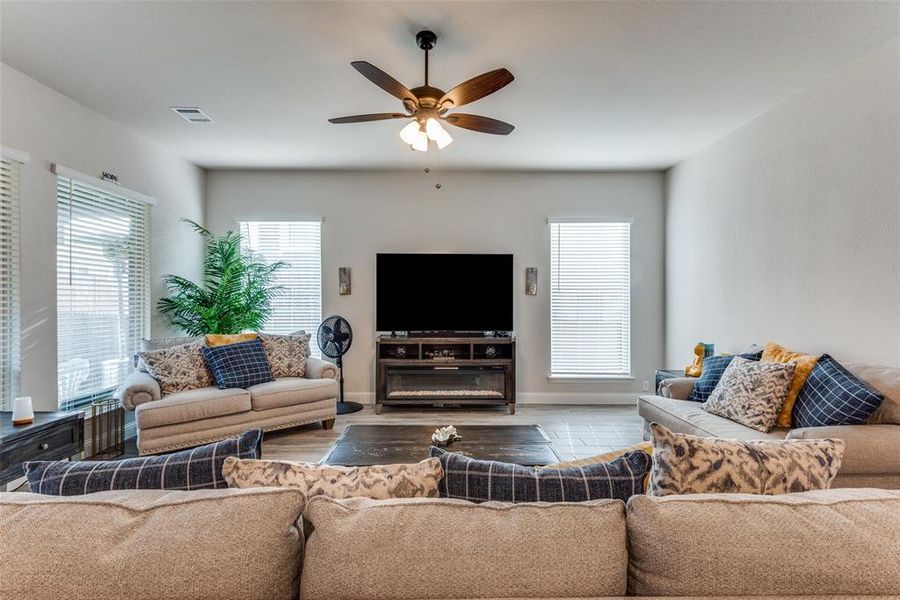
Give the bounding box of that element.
[0,156,22,408]
[240,221,322,355]
[550,220,631,377]
[56,169,151,409]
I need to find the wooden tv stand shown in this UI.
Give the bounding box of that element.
[375,335,516,415]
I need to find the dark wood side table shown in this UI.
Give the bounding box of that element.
[0,411,84,490]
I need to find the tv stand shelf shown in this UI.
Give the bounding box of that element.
[376,335,516,414]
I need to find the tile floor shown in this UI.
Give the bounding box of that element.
[265,404,646,463]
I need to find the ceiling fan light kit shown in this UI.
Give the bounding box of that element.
[329,30,515,154]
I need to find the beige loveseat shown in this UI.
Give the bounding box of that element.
[2,487,898,599]
[118,348,339,456]
[640,361,900,488]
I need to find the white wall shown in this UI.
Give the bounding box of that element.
[665,37,900,368]
[205,170,665,404]
[0,64,205,410]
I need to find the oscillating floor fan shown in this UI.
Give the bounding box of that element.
[317,315,362,415]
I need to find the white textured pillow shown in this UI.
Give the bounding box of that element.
[222,457,443,500]
[704,356,795,432]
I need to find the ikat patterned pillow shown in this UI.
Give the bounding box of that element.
[223,457,442,500]
[647,423,844,496]
[703,356,795,433]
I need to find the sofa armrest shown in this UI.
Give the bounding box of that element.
[306,356,338,380]
[658,377,696,400]
[115,370,161,410]
[787,424,900,475]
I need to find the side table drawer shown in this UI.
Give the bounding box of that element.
[0,420,83,484]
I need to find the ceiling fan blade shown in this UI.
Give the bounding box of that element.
[351,61,418,106]
[443,113,515,135]
[439,68,514,109]
[328,113,408,124]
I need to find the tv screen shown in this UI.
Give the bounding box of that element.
[376,253,513,332]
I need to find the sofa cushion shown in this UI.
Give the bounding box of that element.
[301,496,627,600]
[0,487,305,600]
[761,341,820,428]
[793,354,884,428]
[137,342,215,396]
[25,429,261,495]
[430,446,650,503]
[202,338,274,389]
[223,457,442,499]
[136,386,251,429]
[648,423,844,496]
[687,352,760,402]
[626,488,900,597]
[703,356,795,433]
[247,377,337,411]
[638,395,788,440]
[847,361,900,424]
[259,332,311,378]
[787,423,900,476]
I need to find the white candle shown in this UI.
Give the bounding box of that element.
[12,396,34,425]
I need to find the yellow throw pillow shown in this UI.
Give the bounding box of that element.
[205,332,258,347]
[538,441,653,491]
[761,341,820,428]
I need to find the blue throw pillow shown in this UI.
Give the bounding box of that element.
[792,354,883,428]
[429,446,650,503]
[202,338,274,389]
[688,351,762,402]
[25,429,262,496]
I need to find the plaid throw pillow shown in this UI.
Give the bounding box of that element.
[688,351,762,402]
[429,447,650,503]
[202,338,274,389]
[25,429,262,496]
[793,354,884,428]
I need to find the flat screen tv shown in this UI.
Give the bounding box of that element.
[376,253,513,333]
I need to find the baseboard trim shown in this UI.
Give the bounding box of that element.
[343,392,637,406]
[518,393,637,405]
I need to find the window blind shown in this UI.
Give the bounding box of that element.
[240,221,322,356]
[57,174,150,409]
[0,158,21,408]
[550,220,631,377]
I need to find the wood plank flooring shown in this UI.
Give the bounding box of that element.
[265,404,645,463]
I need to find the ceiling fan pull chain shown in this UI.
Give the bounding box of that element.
[434,143,443,190]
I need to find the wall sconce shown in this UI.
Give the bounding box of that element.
[339,267,351,295]
[525,267,538,296]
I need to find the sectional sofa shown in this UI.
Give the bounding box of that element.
[2,486,898,599]
[639,360,900,488]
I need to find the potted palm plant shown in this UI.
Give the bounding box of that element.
[157,220,285,335]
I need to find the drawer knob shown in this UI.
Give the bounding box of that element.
[39,443,49,450]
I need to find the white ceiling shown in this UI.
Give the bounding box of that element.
[1,1,898,170]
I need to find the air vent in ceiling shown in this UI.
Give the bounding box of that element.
[170,106,214,124]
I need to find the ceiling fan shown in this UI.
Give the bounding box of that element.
[328,30,515,152]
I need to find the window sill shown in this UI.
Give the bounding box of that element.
[547,374,635,382]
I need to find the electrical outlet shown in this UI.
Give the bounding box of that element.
[641,380,650,392]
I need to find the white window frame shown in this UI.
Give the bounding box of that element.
[549,218,632,379]
[0,147,28,409]
[239,219,322,356]
[54,164,153,409]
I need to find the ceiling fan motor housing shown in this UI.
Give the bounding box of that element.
[416,30,437,51]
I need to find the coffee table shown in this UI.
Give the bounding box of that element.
[320,424,561,467]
